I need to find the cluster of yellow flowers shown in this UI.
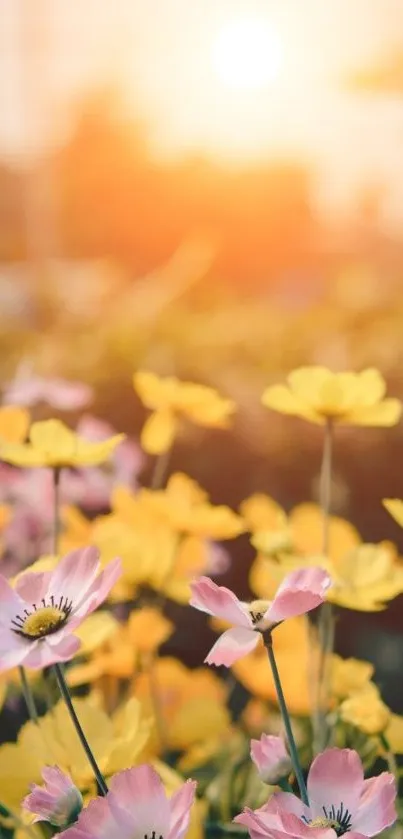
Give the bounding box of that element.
[0,365,402,835]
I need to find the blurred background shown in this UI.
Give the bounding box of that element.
[2,0,403,699]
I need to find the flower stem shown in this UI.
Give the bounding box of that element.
[264,636,309,806]
[314,418,334,752]
[53,663,108,796]
[150,448,171,490]
[18,665,38,725]
[53,466,61,555]
[380,732,398,778]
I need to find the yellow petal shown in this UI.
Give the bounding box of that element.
[355,368,386,406]
[240,493,287,533]
[287,366,332,402]
[74,612,119,654]
[347,399,402,427]
[74,434,125,466]
[0,442,45,467]
[383,498,403,528]
[133,371,179,409]
[0,406,30,443]
[261,384,322,423]
[30,419,76,459]
[140,410,177,454]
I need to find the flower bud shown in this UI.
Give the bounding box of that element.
[23,766,83,828]
[250,734,292,784]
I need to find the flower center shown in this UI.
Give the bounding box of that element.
[11,597,72,639]
[248,599,272,628]
[144,832,163,839]
[307,804,352,837]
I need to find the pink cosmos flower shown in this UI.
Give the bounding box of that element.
[235,748,396,839]
[23,766,83,827]
[61,764,196,839]
[251,735,292,785]
[189,567,331,666]
[0,546,121,671]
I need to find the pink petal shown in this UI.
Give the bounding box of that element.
[307,748,364,822]
[23,635,80,669]
[0,630,31,671]
[72,557,122,618]
[110,765,169,838]
[190,576,251,627]
[47,547,101,607]
[250,738,292,784]
[41,766,76,796]
[259,792,310,822]
[267,567,331,625]
[235,808,333,839]
[0,575,25,625]
[205,627,259,667]
[353,774,397,836]
[62,796,117,839]
[15,571,52,604]
[168,780,197,839]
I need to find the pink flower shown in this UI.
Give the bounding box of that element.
[235,748,396,839]
[23,766,83,827]
[5,374,93,410]
[189,567,331,666]
[0,547,121,671]
[251,735,292,785]
[61,764,196,839]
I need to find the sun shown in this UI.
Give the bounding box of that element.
[212,17,283,91]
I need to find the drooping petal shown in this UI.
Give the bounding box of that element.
[140,410,178,454]
[353,774,397,836]
[189,576,251,627]
[168,780,197,839]
[110,765,169,839]
[250,736,292,784]
[205,627,259,667]
[307,748,364,822]
[266,567,331,625]
[22,634,80,669]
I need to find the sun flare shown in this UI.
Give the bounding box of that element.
[212,17,283,91]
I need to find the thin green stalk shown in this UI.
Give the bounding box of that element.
[264,636,309,806]
[380,732,398,778]
[52,466,61,555]
[18,665,39,725]
[314,418,334,752]
[53,663,108,796]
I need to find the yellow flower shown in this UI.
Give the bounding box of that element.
[330,541,403,610]
[385,713,403,754]
[60,505,94,554]
[138,473,244,539]
[0,405,30,443]
[0,696,151,811]
[262,367,401,426]
[383,498,403,528]
[340,684,391,735]
[69,608,173,688]
[0,419,124,468]
[135,657,230,753]
[133,370,236,454]
[231,617,312,716]
[330,655,374,701]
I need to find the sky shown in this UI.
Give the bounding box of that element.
[2,0,403,225]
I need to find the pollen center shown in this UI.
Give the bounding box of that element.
[248,599,272,627]
[11,597,72,640]
[309,818,339,830]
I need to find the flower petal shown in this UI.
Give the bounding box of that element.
[307,748,364,821]
[22,635,81,669]
[353,774,397,836]
[262,385,322,423]
[205,627,259,667]
[0,575,26,625]
[168,780,197,839]
[0,630,31,672]
[15,571,52,604]
[72,557,122,618]
[110,765,169,839]
[47,547,101,607]
[140,410,178,454]
[189,576,251,627]
[347,400,402,427]
[266,567,331,625]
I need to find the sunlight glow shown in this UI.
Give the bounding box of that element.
[212,18,283,91]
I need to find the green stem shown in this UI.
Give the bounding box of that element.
[264,636,309,806]
[380,732,398,778]
[18,665,39,725]
[314,418,334,752]
[53,466,61,555]
[53,663,108,796]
